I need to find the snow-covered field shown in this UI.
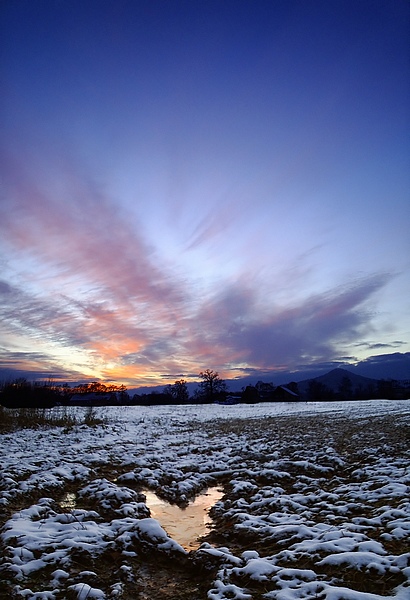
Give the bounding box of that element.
[1,400,409,599]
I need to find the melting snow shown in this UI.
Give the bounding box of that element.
[0,400,409,599]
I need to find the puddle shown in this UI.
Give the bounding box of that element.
[60,492,77,510]
[143,487,224,551]
[58,487,224,551]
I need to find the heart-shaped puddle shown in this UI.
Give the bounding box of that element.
[143,487,224,550]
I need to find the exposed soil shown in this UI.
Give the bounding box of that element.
[1,408,409,599]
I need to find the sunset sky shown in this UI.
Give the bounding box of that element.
[1,0,409,388]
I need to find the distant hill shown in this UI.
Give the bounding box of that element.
[129,366,407,399]
[288,368,410,400]
[295,368,376,396]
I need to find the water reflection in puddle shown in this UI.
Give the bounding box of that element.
[60,492,76,510]
[143,487,224,551]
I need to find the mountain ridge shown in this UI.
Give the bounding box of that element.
[294,367,376,395]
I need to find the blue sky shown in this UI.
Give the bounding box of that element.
[1,0,409,387]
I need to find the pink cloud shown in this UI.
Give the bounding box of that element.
[1,150,186,314]
[0,148,395,385]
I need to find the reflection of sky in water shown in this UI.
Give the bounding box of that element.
[60,492,76,510]
[143,487,224,551]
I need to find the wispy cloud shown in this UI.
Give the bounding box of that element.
[0,147,397,385]
[0,150,185,311]
[354,340,406,350]
[186,273,393,372]
[0,348,89,382]
[0,280,86,347]
[1,151,176,375]
[185,196,241,251]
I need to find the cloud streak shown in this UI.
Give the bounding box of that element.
[0,143,397,385]
[1,251,394,384]
[186,273,393,373]
[0,0,408,386]
[0,149,187,382]
[0,148,401,386]
[1,150,184,310]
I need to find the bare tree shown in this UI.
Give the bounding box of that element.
[196,369,227,402]
[164,379,189,403]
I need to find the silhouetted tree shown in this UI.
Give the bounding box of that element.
[377,379,395,399]
[0,378,59,408]
[164,379,189,404]
[307,380,333,401]
[354,384,364,400]
[68,381,127,395]
[338,376,353,399]
[242,385,259,403]
[195,369,227,403]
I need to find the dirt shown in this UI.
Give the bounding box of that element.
[1,411,409,599]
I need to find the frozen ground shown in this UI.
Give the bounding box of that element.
[0,400,409,599]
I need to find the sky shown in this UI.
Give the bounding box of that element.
[1,0,409,388]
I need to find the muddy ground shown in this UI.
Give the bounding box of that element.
[0,410,409,599]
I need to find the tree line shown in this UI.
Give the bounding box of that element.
[1,369,408,408]
[0,379,129,408]
[0,370,227,408]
